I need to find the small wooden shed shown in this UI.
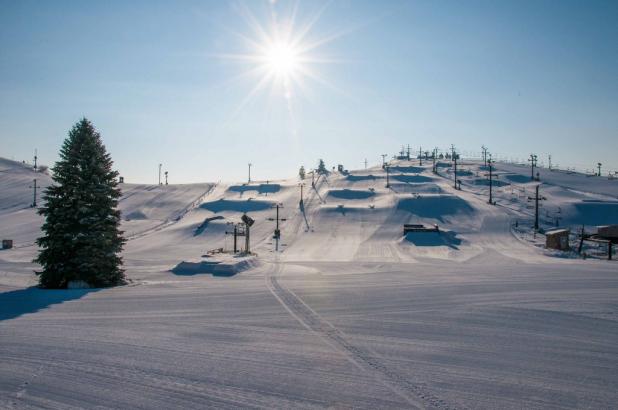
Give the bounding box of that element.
[546,229,570,250]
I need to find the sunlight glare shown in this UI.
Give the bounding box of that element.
[264,42,299,76]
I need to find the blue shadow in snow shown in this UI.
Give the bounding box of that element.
[389,166,424,174]
[505,174,533,183]
[392,174,432,183]
[0,287,98,321]
[200,199,273,213]
[346,174,382,182]
[328,189,375,200]
[228,184,281,195]
[398,196,474,222]
[473,179,509,187]
[404,231,461,249]
[570,201,618,226]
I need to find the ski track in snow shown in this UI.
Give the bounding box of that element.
[266,261,457,410]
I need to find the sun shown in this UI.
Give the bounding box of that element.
[263,41,300,76]
[217,2,349,116]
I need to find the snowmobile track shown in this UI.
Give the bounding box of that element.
[265,263,459,410]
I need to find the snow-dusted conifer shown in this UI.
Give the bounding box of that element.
[35,118,125,288]
[317,159,327,175]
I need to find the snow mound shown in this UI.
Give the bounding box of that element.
[171,255,260,277]
[200,199,273,213]
[194,215,225,236]
[328,189,375,200]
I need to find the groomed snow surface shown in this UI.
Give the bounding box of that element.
[1,156,617,409]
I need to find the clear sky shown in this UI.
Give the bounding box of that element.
[1,0,617,183]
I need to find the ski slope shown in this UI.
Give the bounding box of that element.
[1,156,617,409]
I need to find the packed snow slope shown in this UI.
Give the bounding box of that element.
[1,156,618,409]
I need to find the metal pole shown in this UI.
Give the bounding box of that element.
[245,224,250,253]
[233,225,238,253]
[32,179,37,207]
[453,156,457,189]
[158,164,162,185]
[164,171,168,185]
[432,148,437,173]
[419,147,422,166]
[386,165,390,188]
[488,159,493,204]
[381,154,387,169]
[534,184,540,231]
[248,163,252,183]
[34,149,38,172]
[529,154,536,180]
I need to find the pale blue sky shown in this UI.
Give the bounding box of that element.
[1,0,617,182]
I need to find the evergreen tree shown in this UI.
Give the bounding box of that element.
[35,118,125,288]
[299,165,306,180]
[317,159,327,175]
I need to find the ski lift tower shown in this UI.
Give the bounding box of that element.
[268,203,287,251]
[241,213,255,253]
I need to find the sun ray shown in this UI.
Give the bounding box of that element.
[216,1,355,123]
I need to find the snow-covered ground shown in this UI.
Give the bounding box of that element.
[1,156,617,408]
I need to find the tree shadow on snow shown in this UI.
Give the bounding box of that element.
[0,287,98,322]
